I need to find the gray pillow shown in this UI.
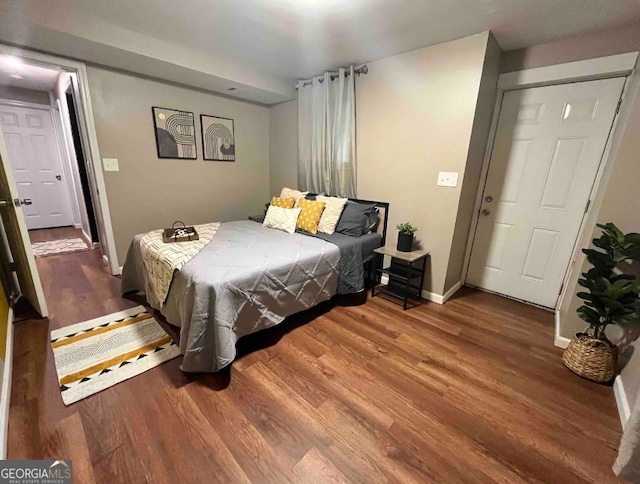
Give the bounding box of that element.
[336,202,376,237]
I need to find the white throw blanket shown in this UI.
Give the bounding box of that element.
[139,222,220,305]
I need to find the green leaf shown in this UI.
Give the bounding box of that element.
[600,297,624,310]
[578,306,602,326]
[601,222,624,241]
[611,274,636,283]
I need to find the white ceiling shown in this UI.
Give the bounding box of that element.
[0,0,639,103]
[0,54,60,91]
[62,0,640,79]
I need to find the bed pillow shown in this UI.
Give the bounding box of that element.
[316,195,348,235]
[336,202,377,237]
[295,198,326,235]
[270,196,295,208]
[263,205,301,234]
[280,187,308,200]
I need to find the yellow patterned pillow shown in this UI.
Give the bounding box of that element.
[270,196,295,208]
[295,199,326,234]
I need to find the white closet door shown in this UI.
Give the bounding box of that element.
[467,77,625,308]
[0,104,73,230]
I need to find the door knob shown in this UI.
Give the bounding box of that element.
[485,195,493,203]
[14,198,32,207]
[481,208,490,216]
[56,175,62,181]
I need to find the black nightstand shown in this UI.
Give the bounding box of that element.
[248,214,265,223]
[372,246,428,310]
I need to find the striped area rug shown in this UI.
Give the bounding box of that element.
[32,237,90,258]
[51,306,180,405]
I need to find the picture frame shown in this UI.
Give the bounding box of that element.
[151,106,197,160]
[200,114,235,162]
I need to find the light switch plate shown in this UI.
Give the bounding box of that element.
[437,171,458,187]
[103,158,119,172]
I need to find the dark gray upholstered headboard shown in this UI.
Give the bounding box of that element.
[308,194,390,246]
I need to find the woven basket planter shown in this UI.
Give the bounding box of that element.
[562,330,618,383]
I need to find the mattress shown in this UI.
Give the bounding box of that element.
[121,220,382,372]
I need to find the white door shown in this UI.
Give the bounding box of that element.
[0,104,73,230]
[0,123,48,316]
[467,77,625,308]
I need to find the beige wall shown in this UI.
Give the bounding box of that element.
[357,31,494,295]
[444,34,502,292]
[269,100,298,197]
[501,22,640,73]
[0,85,50,105]
[87,66,270,265]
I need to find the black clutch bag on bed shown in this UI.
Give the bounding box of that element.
[162,221,199,243]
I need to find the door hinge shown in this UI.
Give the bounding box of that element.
[584,199,591,214]
[616,99,622,115]
[558,282,564,296]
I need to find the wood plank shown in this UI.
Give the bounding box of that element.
[6,244,625,483]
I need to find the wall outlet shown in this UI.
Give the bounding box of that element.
[437,171,458,187]
[103,158,119,172]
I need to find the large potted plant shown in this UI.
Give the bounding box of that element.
[563,223,640,383]
[396,222,417,252]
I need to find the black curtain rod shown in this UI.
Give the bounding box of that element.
[295,65,368,90]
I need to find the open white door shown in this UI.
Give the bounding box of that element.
[0,126,48,317]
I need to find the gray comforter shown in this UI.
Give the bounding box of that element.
[121,221,341,372]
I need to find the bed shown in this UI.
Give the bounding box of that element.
[121,198,389,372]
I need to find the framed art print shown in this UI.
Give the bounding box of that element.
[200,115,235,162]
[152,107,197,159]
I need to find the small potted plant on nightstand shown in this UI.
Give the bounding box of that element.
[563,223,640,383]
[396,222,417,252]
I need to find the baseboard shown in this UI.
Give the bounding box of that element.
[379,275,455,305]
[0,307,14,460]
[73,223,82,229]
[442,281,462,303]
[554,310,571,349]
[80,229,92,248]
[614,375,631,428]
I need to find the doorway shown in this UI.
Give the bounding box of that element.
[0,47,118,317]
[466,77,625,309]
[0,57,96,260]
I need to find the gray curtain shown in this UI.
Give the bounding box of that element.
[297,66,356,198]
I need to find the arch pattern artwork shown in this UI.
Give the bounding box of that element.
[152,107,197,159]
[200,115,235,161]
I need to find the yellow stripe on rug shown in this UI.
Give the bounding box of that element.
[59,335,172,385]
[50,305,181,405]
[51,314,153,348]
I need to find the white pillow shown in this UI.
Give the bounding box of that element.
[263,205,301,234]
[280,187,309,200]
[316,195,348,234]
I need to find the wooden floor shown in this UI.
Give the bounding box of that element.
[8,247,625,483]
